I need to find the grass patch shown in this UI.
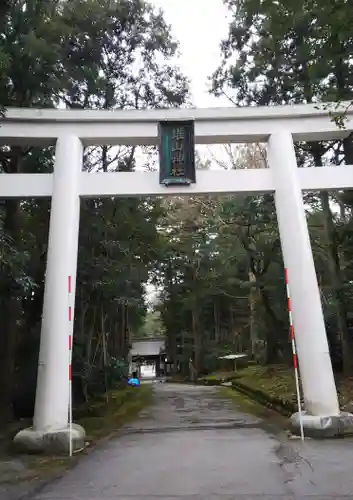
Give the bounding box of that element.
[336,375,353,409]
[235,365,297,406]
[76,384,153,442]
[218,386,265,415]
[229,364,353,414]
[0,384,153,486]
[0,421,30,456]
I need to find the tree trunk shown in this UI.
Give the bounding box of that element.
[85,305,96,366]
[0,199,21,422]
[320,191,353,374]
[192,308,201,376]
[0,148,29,420]
[311,145,353,374]
[229,306,237,348]
[101,310,109,401]
[213,302,220,343]
[259,286,281,364]
[249,270,258,358]
[168,330,178,375]
[120,303,127,356]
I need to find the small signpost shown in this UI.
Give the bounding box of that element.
[159,120,196,186]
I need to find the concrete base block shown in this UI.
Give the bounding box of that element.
[13,423,86,454]
[290,411,353,438]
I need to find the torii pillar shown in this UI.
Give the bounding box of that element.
[14,135,86,453]
[268,132,353,436]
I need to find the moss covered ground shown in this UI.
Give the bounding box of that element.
[0,384,153,487]
[76,384,152,442]
[221,364,353,413]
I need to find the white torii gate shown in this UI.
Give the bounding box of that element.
[2,102,353,452]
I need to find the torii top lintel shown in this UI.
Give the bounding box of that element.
[0,101,352,146]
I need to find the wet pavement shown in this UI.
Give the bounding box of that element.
[14,384,353,499]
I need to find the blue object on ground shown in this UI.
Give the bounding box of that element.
[128,377,140,387]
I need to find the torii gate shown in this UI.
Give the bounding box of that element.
[2,103,353,452]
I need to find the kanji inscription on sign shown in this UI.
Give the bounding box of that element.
[159,120,195,186]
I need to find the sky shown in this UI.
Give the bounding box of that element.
[136,0,233,173]
[151,0,231,108]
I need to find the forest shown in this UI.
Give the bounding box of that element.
[1,0,353,424]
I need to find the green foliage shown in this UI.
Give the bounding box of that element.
[74,385,153,442]
[3,0,353,427]
[207,0,353,376]
[155,186,290,377]
[106,357,129,387]
[137,309,166,338]
[0,0,189,419]
[213,0,353,106]
[230,364,353,414]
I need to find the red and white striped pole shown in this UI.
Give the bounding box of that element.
[68,275,73,456]
[284,268,304,441]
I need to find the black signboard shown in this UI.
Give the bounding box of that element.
[159,120,196,186]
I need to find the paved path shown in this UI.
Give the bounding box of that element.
[27,384,353,499]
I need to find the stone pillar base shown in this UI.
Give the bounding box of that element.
[290,411,353,438]
[13,424,86,454]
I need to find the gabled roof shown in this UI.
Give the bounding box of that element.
[131,338,165,357]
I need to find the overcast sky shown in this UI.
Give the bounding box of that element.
[152,0,231,108]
